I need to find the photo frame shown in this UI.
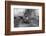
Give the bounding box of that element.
[5,1,45,35]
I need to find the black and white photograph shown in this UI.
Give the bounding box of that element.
[14,8,39,27]
[11,5,42,31]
